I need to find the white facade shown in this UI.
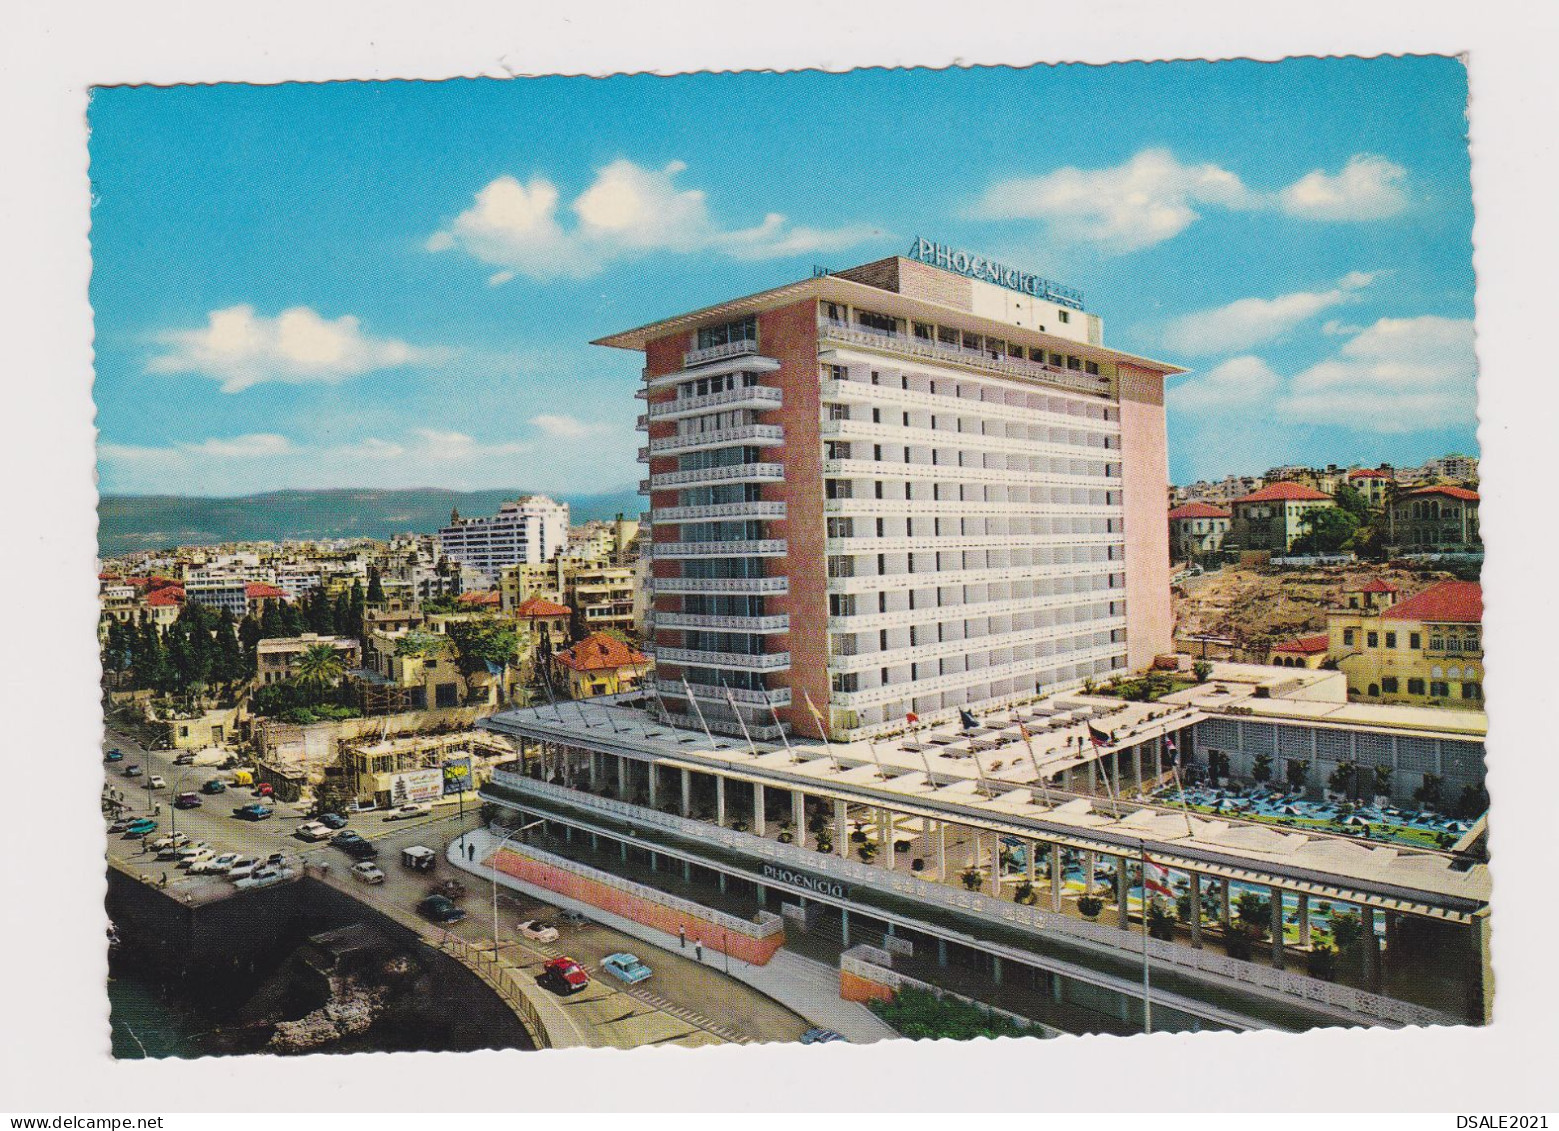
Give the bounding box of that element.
[436,496,569,586]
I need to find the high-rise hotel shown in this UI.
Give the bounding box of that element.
[602,240,1185,742]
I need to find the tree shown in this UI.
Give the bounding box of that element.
[1286,758,1310,792]
[1192,660,1213,683]
[1328,761,1358,799]
[1333,483,1372,523]
[1372,763,1394,799]
[366,566,385,605]
[1234,891,1270,940]
[238,614,262,671]
[1290,506,1361,555]
[1206,749,1230,785]
[1252,754,1273,784]
[1413,773,1444,811]
[1330,910,1364,951]
[293,643,347,697]
[1453,782,1489,820]
[259,600,286,639]
[1147,902,1177,941]
[1076,894,1103,919]
[446,619,521,683]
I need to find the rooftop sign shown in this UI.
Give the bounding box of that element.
[907,237,1084,311]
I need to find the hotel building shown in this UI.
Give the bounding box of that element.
[437,496,570,587]
[604,244,1185,743]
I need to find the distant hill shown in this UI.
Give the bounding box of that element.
[98,487,642,557]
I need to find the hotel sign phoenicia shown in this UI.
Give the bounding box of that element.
[761,862,849,900]
[906,236,1085,310]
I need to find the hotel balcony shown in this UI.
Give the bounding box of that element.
[829,593,1118,633]
[643,342,782,390]
[654,678,791,709]
[819,418,1122,471]
[827,617,1127,674]
[823,534,1124,556]
[827,560,1119,595]
[819,378,1119,438]
[817,319,1112,397]
[684,338,761,367]
[655,647,792,672]
[654,612,790,633]
[647,385,782,421]
[653,500,787,523]
[649,575,789,596]
[648,463,787,491]
[822,497,1118,521]
[652,539,788,559]
[821,458,1122,492]
[827,644,1125,709]
[648,424,785,459]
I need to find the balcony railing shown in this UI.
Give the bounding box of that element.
[653,500,787,523]
[653,539,788,559]
[649,424,785,457]
[683,338,760,367]
[648,463,786,490]
[818,319,1111,397]
[647,385,782,420]
[654,612,790,633]
[655,647,792,672]
[649,576,789,596]
[654,678,791,708]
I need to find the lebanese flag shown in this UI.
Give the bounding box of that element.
[1164,735,1180,768]
[1143,855,1173,899]
[1087,723,1111,749]
[906,712,919,726]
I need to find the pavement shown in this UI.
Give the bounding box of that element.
[102,726,807,1049]
[449,826,899,1045]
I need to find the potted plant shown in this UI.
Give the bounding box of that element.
[857,842,878,864]
[1306,941,1339,981]
[961,866,983,892]
[1077,894,1104,920]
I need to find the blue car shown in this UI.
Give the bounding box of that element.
[600,953,653,984]
[104,749,124,763]
[232,803,274,821]
[800,1028,845,1045]
[124,818,158,837]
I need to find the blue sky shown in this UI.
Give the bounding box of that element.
[89,57,1476,495]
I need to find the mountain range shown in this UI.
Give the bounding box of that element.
[98,488,642,557]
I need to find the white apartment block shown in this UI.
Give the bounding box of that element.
[436,496,570,587]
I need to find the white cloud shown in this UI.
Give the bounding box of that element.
[99,433,294,464]
[529,413,608,439]
[429,159,882,280]
[1159,272,1375,356]
[970,149,1410,253]
[1167,356,1283,415]
[148,305,442,393]
[1277,315,1476,430]
[1279,155,1410,221]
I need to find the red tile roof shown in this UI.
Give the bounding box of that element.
[1355,578,1400,594]
[514,594,572,618]
[554,632,648,673]
[1234,482,1333,504]
[1400,485,1479,502]
[1348,468,1391,479]
[457,589,501,606]
[146,586,185,607]
[1381,580,1483,625]
[1168,502,1230,520]
[244,582,288,600]
[1272,633,1330,654]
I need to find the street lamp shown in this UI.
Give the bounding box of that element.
[489,816,544,961]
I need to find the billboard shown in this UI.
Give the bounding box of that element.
[442,757,473,796]
[388,768,443,805]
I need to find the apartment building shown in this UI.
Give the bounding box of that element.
[1167,501,1230,563]
[437,496,570,586]
[256,633,363,685]
[1388,485,1481,555]
[1329,579,1484,707]
[603,241,1184,741]
[1227,482,1336,554]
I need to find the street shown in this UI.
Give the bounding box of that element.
[102,726,810,1047]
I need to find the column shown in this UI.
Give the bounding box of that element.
[1270,886,1285,970]
[617,754,628,799]
[1087,759,1097,794]
[680,767,691,817]
[937,937,948,967]
[992,837,1003,896]
[1188,870,1203,948]
[878,808,893,870]
[647,763,658,809]
[840,908,850,948]
[1049,843,1064,912]
[1297,893,1311,948]
[1219,878,1233,928]
[1082,850,1096,894]
[589,750,599,790]
[1362,907,1381,991]
[1134,745,1144,795]
[716,775,726,827]
[992,956,1004,985]
[1117,856,1131,930]
[619,839,628,863]
[1153,740,1163,784]
[753,783,766,836]
[937,822,948,881]
[1025,841,1036,883]
[835,799,849,859]
[683,858,692,883]
[792,790,805,841]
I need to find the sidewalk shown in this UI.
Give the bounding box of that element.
[448,828,898,1045]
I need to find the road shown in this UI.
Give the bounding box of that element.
[101,726,809,1047]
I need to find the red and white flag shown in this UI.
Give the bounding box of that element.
[906,712,919,726]
[1143,854,1173,899]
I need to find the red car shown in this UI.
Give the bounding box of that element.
[541,956,590,995]
[255,783,275,798]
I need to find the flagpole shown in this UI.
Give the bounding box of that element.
[801,690,842,772]
[721,681,760,757]
[1140,839,1153,1036]
[681,676,717,746]
[1019,725,1053,809]
[1167,734,1195,839]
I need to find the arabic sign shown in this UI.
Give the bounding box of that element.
[907,236,1084,310]
[442,757,473,796]
[388,768,443,804]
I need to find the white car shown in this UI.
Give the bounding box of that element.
[191,852,241,875]
[350,861,386,884]
[148,775,167,790]
[296,821,334,841]
[517,919,559,943]
[383,803,432,821]
[150,832,190,852]
[173,842,211,865]
[226,858,260,881]
[178,850,216,871]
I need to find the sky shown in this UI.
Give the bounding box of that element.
[88,57,1477,495]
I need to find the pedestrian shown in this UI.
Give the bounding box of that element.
[467,842,476,862]
[678,925,686,949]
[694,940,703,963]
[160,871,168,888]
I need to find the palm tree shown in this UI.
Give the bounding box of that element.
[293,643,346,702]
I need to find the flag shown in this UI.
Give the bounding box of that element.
[959,708,979,731]
[906,712,919,726]
[1143,854,1173,899]
[1164,735,1180,768]
[1087,723,1111,749]
[1018,722,1032,741]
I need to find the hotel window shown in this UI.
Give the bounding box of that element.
[1058,310,1071,324]
[1430,636,1445,651]
[857,310,898,335]
[827,402,850,422]
[696,316,756,350]
[1366,632,1378,648]
[1407,678,1426,695]
[1410,632,1422,649]
[1430,681,1450,698]
[1384,632,1397,648]
[1381,677,1399,694]
[1085,360,1100,375]
[826,517,854,539]
[913,321,935,341]
[1343,628,1355,646]
[831,672,859,693]
[1462,682,1482,700]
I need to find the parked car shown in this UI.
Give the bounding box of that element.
[107,818,131,833]
[173,752,196,766]
[254,783,275,798]
[558,909,590,926]
[124,818,158,837]
[800,1028,845,1045]
[317,812,348,830]
[180,850,217,871]
[540,956,590,994]
[147,775,167,790]
[173,842,211,865]
[156,841,193,861]
[232,803,274,821]
[428,878,467,902]
[383,802,432,821]
[226,858,260,881]
[174,792,202,810]
[400,845,437,872]
[190,852,240,875]
[351,862,386,885]
[517,919,559,943]
[296,821,333,842]
[104,749,124,763]
[418,895,466,924]
[600,953,653,985]
[150,832,190,851]
[201,779,227,795]
[124,765,144,778]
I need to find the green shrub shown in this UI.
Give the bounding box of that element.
[868,987,1029,1041]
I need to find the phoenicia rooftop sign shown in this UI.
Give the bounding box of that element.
[907,237,1084,311]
